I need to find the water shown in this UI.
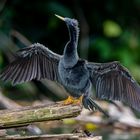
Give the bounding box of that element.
[103,133,140,140]
[100,130,140,140]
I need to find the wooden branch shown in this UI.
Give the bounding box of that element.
[0,102,82,129]
[0,134,102,140]
[0,133,102,140]
[0,91,43,134]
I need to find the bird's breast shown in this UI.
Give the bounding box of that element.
[58,60,90,96]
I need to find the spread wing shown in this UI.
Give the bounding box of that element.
[0,43,61,85]
[87,61,140,111]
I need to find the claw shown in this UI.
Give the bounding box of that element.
[73,95,83,105]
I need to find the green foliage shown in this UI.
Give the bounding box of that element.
[103,20,122,37]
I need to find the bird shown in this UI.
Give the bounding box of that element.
[1,14,140,116]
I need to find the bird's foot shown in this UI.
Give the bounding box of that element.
[63,96,75,105]
[63,95,83,106]
[73,95,83,105]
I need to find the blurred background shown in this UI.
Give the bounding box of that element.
[0,0,140,139]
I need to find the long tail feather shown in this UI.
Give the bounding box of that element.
[83,97,110,118]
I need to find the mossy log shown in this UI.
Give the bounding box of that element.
[0,102,82,129]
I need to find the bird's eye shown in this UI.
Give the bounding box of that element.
[72,22,76,26]
[71,19,78,26]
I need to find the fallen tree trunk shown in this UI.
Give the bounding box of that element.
[0,102,82,129]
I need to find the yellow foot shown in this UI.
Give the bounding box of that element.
[63,96,75,105]
[63,95,84,105]
[73,95,83,105]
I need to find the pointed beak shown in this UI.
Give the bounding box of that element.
[55,14,65,21]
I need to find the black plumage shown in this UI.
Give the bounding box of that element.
[0,43,60,84]
[1,15,140,114]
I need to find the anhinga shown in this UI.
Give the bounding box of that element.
[1,15,140,116]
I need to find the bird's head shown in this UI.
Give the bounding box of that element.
[55,14,79,29]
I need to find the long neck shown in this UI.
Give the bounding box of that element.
[63,24,79,68]
[68,25,79,43]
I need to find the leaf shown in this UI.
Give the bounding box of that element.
[103,20,122,37]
